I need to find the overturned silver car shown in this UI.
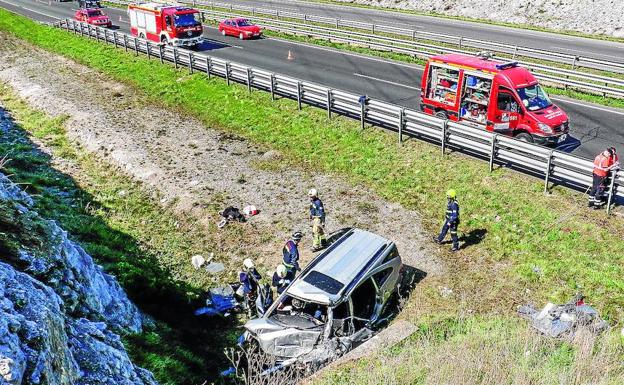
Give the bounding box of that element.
[243,228,403,371]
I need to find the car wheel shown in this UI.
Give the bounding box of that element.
[221,29,226,36]
[239,32,244,40]
[435,111,448,120]
[515,133,534,143]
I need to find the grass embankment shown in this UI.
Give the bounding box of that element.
[2,10,624,383]
[0,84,240,384]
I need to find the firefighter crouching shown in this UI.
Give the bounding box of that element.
[434,189,460,252]
[308,188,327,252]
[588,147,619,209]
[272,264,294,295]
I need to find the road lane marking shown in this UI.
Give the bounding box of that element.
[550,46,624,62]
[353,73,420,90]
[550,97,624,116]
[0,0,60,20]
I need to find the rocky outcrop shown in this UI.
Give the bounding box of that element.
[334,0,624,38]
[0,172,157,385]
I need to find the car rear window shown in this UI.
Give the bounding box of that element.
[303,271,344,295]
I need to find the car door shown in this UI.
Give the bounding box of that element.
[490,86,521,134]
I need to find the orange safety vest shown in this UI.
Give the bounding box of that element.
[593,153,618,177]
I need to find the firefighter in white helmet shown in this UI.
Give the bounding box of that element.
[308,188,327,252]
[271,264,294,295]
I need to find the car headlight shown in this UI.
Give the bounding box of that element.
[538,123,553,134]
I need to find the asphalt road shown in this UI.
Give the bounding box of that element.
[217,0,624,65]
[1,0,623,160]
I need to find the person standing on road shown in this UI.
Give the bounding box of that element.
[308,188,327,252]
[434,189,460,252]
[588,147,619,209]
[282,231,303,274]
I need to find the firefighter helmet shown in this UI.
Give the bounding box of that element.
[446,189,457,199]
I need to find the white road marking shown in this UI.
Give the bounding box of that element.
[269,36,420,69]
[0,0,60,20]
[550,97,624,116]
[353,73,420,90]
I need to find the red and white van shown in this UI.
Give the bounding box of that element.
[420,53,569,145]
[128,3,203,47]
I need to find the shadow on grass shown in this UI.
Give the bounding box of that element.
[0,108,238,384]
[460,228,487,248]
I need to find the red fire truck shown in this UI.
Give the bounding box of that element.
[128,3,203,47]
[420,53,569,145]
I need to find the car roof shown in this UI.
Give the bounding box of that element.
[287,228,391,305]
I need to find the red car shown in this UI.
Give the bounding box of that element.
[218,18,262,40]
[74,8,112,28]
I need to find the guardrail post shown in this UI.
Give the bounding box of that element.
[72,20,77,35]
[326,89,332,119]
[606,169,617,215]
[441,120,448,154]
[246,68,252,92]
[103,29,108,44]
[571,56,578,70]
[87,25,91,39]
[297,82,302,110]
[458,36,463,50]
[270,74,275,100]
[206,57,211,78]
[360,99,366,129]
[412,30,416,40]
[134,37,139,56]
[188,52,194,74]
[113,31,118,48]
[123,34,128,52]
[173,47,178,68]
[146,42,151,60]
[158,45,163,64]
[225,62,231,85]
[512,45,518,60]
[372,24,375,34]
[489,134,498,172]
[543,150,554,194]
[398,108,405,144]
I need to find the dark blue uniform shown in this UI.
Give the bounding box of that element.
[282,240,300,272]
[309,198,326,223]
[436,199,460,250]
[239,268,262,295]
[272,269,295,294]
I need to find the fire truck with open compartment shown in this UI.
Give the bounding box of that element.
[128,2,203,48]
[420,53,569,145]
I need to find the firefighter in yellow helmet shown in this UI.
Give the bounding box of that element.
[434,189,460,252]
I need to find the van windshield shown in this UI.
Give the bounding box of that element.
[516,84,552,111]
[174,13,200,27]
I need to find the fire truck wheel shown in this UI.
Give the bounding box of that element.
[434,111,448,120]
[239,32,244,40]
[139,33,145,40]
[515,132,534,143]
[160,36,168,45]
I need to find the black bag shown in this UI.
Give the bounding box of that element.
[220,206,246,222]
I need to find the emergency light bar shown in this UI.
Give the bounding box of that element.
[495,61,519,70]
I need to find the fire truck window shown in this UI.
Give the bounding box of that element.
[497,92,518,113]
[165,16,172,28]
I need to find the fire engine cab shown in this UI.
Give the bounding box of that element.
[128,3,203,47]
[420,53,569,145]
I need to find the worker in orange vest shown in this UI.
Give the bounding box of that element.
[588,147,619,209]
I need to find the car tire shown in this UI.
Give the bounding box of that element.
[221,29,226,36]
[435,111,448,120]
[515,133,534,143]
[239,32,244,40]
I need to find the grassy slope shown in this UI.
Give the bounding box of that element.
[0,84,241,384]
[2,10,624,383]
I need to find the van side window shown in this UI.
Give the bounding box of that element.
[373,268,392,288]
[497,89,519,113]
[351,278,376,319]
[382,247,398,264]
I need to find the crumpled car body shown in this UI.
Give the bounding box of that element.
[243,228,403,370]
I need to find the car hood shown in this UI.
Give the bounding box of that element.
[245,318,322,359]
[529,105,568,127]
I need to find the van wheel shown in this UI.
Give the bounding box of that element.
[515,133,533,143]
[239,32,244,40]
[435,111,448,120]
[221,29,226,36]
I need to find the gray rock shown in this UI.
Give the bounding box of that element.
[0,172,157,385]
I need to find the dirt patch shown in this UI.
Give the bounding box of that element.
[0,32,443,278]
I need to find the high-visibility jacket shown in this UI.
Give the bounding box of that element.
[282,240,300,271]
[593,154,619,177]
[445,199,460,224]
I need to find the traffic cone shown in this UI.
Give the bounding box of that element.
[287,50,294,61]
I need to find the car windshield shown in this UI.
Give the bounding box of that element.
[516,84,552,111]
[174,13,200,27]
[236,19,252,26]
[87,10,103,17]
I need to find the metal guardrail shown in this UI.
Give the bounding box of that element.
[53,19,623,213]
[103,0,624,97]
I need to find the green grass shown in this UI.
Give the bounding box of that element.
[0,83,240,384]
[1,8,624,318]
